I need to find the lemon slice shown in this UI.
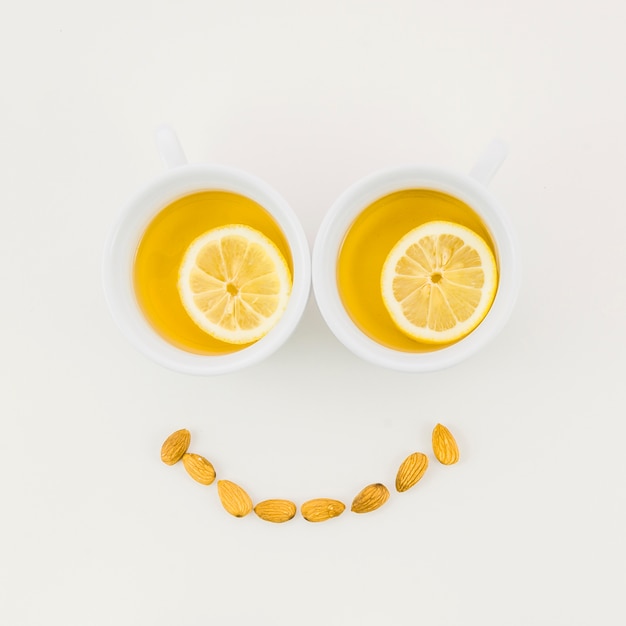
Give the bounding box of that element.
[178,225,292,344]
[381,221,497,344]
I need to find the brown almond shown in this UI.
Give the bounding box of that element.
[432,423,460,465]
[182,453,216,485]
[395,452,429,492]
[217,480,253,517]
[301,498,345,523]
[254,499,297,523]
[351,483,390,514]
[160,429,191,465]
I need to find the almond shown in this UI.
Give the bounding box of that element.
[395,452,429,492]
[182,453,216,485]
[301,498,345,523]
[160,429,191,465]
[217,480,253,517]
[254,499,297,523]
[351,483,390,514]
[432,423,460,465]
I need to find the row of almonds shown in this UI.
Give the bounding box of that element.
[160,424,459,523]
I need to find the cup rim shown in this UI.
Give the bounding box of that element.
[102,163,311,375]
[311,164,521,372]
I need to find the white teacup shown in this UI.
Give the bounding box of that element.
[102,125,311,375]
[312,140,521,372]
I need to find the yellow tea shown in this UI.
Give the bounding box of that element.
[336,189,498,352]
[133,191,293,355]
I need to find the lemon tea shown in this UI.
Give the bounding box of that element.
[133,190,293,355]
[336,189,498,352]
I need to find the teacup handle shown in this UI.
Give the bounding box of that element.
[155,124,188,169]
[469,138,508,186]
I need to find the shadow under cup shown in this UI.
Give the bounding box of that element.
[103,164,311,375]
[312,166,521,372]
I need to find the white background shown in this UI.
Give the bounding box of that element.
[1,1,625,624]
